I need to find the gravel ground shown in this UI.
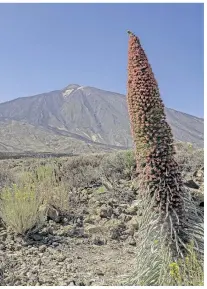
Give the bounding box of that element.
[0,225,137,286]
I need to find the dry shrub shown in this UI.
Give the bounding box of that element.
[100,150,136,185]
[61,154,104,189]
[174,142,204,177]
[0,170,14,191]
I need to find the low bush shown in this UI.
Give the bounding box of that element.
[61,154,104,189]
[174,142,204,177]
[0,164,71,234]
[0,183,44,235]
[100,150,136,185]
[20,165,70,214]
[168,241,204,286]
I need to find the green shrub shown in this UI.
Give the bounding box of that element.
[0,162,72,235]
[0,183,44,235]
[168,241,204,286]
[20,166,69,214]
[96,185,107,194]
[121,150,136,173]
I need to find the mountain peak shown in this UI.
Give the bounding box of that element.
[64,84,80,90]
[62,84,81,97]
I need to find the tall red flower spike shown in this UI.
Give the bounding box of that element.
[127,31,185,226]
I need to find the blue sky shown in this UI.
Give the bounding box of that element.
[0,3,204,117]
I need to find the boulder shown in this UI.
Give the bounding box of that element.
[97,205,113,219]
[47,206,60,223]
[193,167,204,183]
[184,179,200,190]
[127,236,136,246]
[127,216,139,231]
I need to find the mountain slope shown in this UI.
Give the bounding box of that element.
[0,119,124,154]
[0,84,204,153]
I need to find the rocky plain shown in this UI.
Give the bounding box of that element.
[0,144,204,286]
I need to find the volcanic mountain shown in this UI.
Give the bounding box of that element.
[0,84,204,154]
